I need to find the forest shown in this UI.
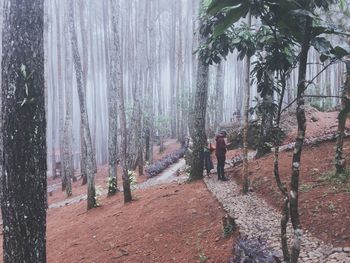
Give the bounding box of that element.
[0,0,349,262]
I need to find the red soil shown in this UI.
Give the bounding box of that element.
[45,181,236,263]
[1,110,349,262]
[225,110,350,247]
[1,139,238,262]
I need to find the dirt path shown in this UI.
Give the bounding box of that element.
[49,159,187,209]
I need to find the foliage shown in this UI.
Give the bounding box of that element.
[155,114,171,138]
[250,98,278,123]
[107,177,118,196]
[204,0,350,65]
[128,170,137,189]
[320,168,350,184]
[222,216,236,238]
[145,148,186,178]
[233,237,281,263]
[94,186,103,207]
[199,251,208,263]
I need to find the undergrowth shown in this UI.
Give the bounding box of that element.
[319,169,350,184]
[145,148,186,177]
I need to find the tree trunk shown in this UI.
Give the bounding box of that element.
[169,0,177,139]
[215,62,224,130]
[61,1,74,196]
[290,17,312,263]
[335,61,350,176]
[110,0,132,203]
[69,0,96,210]
[106,0,118,196]
[274,73,290,262]
[55,0,65,186]
[176,0,183,141]
[242,12,251,195]
[1,0,47,261]
[189,0,209,180]
[256,71,274,159]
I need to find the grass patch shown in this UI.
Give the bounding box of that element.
[319,169,350,184]
[327,201,336,213]
[318,169,350,194]
[299,183,314,193]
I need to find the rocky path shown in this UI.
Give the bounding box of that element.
[204,176,350,263]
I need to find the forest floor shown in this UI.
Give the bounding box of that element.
[0,139,238,262]
[0,109,350,262]
[224,108,350,249]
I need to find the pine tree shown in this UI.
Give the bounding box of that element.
[1,0,47,261]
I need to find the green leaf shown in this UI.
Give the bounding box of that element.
[311,37,332,53]
[320,53,329,62]
[289,9,316,19]
[213,4,249,37]
[207,0,242,15]
[332,45,350,59]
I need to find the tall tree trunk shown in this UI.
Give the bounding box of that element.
[1,0,47,261]
[290,17,312,263]
[189,0,209,180]
[169,0,177,138]
[55,0,65,186]
[274,72,290,262]
[146,0,155,164]
[214,62,224,130]
[61,1,73,196]
[335,60,350,176]
[242,13,251,195]
[50,56,57,179]
[106,0,118,196]
[176,0,183,141]
[110,0,132,203]
[69,0,96,210]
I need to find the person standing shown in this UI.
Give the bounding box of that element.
[203,139,215,176]
[216,131,228,181]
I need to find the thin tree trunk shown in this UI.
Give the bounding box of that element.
[335,61,350,176]
[1,0,47,261]
[69,0,96,210]
[110,0,132,203]
[169,0,177,138]
[55,0,65,187]
[242,12,251,195]
[215,62,224,130]
[61,1,74,196]
[106,0,118,196]
[290,17,312,263]
[274,73,290,262]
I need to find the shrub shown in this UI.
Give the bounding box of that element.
[145,148,186,178]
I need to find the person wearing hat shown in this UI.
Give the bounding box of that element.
[215,130,228,181]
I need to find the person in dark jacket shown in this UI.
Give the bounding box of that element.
[216,131,228,181]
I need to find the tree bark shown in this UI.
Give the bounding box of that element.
[189,0,209,180]
[290,17,312,263]
[69,0,96,210]
[110,0,132,203]
[335,61,350,176]
[242,12,251,195]
[214,62,224,130]
[106,0,118,196]
[1,0,47,261]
